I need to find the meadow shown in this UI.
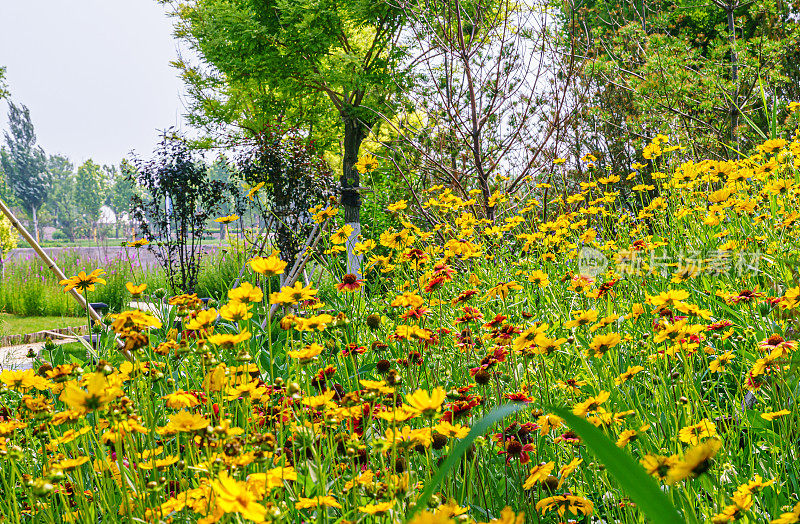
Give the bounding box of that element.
[1,134,800,523]
[0,247,249,319]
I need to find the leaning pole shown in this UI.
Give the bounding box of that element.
[0,198,104,324]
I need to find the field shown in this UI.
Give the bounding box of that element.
[1,136,800,523]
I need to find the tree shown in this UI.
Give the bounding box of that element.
[46,154,80,241]
[379,0,583,220]
[75,160,103,236]
[558,0,800,169]
[0,214,19,277]
[108,160,138,238]
[236,126,336,268]
[163,0,410,274]
[0,65,8,100]
[1,102,49,241]
[129,133,235,294]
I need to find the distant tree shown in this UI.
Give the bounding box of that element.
[0,66,8,100]
[1,102,49,241]
[108,160,138,238]
[46,154,79,241]
[75,160,103,236]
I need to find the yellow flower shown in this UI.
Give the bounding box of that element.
[359,500,395,515]
[311,205,338,223]
[667,438,722,484]
[678,419,717,445]
[125,282,147,296]
[288,343,324,363]
[303,390,336,409]
[477,506,524,524]
[536,494,594,517]
[572,391,610,417]
[564,309,598,329]
[376,406,418,423]
[59,373,121,414]
[158,411,210,434]
[184,308,218,330]
[212,472,267,522]
[249,255,286,276]
[111,310,162,332]
[354,153,378,174]
[387,200,408,212]
[207,331,251,348]
[51,456,90,471]
[270,281,318,306]
[138,455,179,470]
[247,181,265,200]
[162,391,200,409]
[295,495,342,510]
[220,301,253,322]
[527,270,549,288]
[434,421,470,438]
[331,224,355,244]
[355,239,377,254]
[405,388,446,417]
[228,282,263,304]
[523,462,555,489]
[771,502,800,524]
[587,332,621,357]
[59,269,106,294]
[761,409,791,421]
[214,214,239,223]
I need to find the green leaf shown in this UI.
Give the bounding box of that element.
[404,403,532,522]
[549,407,685,524]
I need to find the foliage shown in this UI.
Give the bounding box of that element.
[235,127,336,267]
[163,0,411,224]
[128,133,236,294]
[45,154,80,241]
[0,215,18,255]
[558,0,800,171]
[73,160,104,232]
[0,101,49,238]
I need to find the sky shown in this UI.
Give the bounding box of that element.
[0,1,190,168]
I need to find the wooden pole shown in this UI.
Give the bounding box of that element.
[0,198,132,361]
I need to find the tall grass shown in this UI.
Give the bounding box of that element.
[0,247,249,316]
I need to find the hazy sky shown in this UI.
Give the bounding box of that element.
[0,1,189,168]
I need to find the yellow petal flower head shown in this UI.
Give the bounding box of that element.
[158,410,210,434]
[59,269,106,294]
[228,282,263,304]
[211,472,267,521]
[125,282,147,296]
[270,281,318,306]
[288,343,324,363]
[405,387,446,417]
[207,331,251,348]
[354,153,378,174]
[249,255,287,276]
[220,301,253,322]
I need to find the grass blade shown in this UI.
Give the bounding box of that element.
[405,403,531,522]
[549,407,685,524]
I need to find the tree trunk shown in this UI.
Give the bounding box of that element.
[341,113,367,277]
[31,205,39,243]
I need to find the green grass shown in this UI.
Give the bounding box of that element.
[0,314,84,337]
